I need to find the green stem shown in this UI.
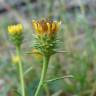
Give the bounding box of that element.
[16,46,25,96]
[34,55,50,96]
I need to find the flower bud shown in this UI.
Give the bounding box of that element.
[8,24,23,47]
[32,19,61,56]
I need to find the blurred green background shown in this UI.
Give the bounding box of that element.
[0,0,96,96]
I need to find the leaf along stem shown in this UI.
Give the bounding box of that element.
[46,75,74,83]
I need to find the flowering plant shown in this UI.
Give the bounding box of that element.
[32,19,61,96]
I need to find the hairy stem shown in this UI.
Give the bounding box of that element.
[16,46,25,96]
[34,56,50,96]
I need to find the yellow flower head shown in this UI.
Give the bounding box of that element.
[8,24,23,35]
[32,19,61,36]
[32,19,61,56]
[12,55,21,64]
[8,24,23,47]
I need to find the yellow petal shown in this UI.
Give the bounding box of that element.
[32,20,37,28]
[33,23,37,29]
[8,26,11,33]
[47,23,51,32]
[18,24,23,32]
[54,21,61,32]
[52,23,56,31]
[15,25,19,32]
[38,23,43,33]
[13,25,16,32]
[8,26,14,34]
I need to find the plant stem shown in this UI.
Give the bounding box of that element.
[16,46,25,96]
[34,56,50,96]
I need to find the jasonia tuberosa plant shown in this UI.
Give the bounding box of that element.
[8,24,25,96]
[32,19,61,96]
[7,18,71,96]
